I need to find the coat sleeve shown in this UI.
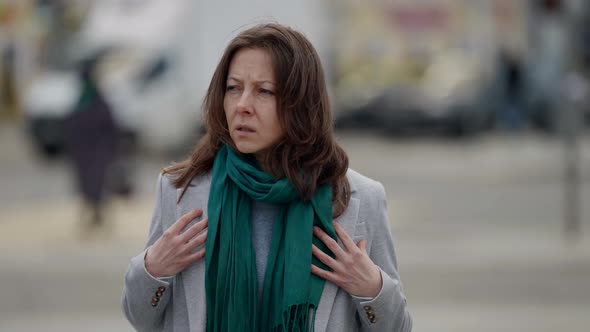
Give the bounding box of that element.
[352,182,412,332]
[121,173,175,332]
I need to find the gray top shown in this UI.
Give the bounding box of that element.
[250,200,279,302]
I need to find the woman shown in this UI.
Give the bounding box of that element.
[122,23,412,332]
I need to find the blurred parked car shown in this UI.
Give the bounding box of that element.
[23,70,79,157]
[22,50,200,158]
[336,51,497,136]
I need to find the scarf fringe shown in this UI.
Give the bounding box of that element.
[272,303,316,332]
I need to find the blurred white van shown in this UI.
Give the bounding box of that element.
[23,0,326,155]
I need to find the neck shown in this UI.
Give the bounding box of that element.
[255,150,285,179]
[255,152,272,174]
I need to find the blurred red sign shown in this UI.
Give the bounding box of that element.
[388,6,449,31]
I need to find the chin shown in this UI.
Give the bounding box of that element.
[233,142,261,155]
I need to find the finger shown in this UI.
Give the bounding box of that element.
[312,244,338,269]
[333,222,357,253]
[184,247,206,264]
[185,229,208,252]
[313,226,346,258]
[311,264,338,284]
[357,239,367,252]
[171,209,203,234]
[180,217,208,242]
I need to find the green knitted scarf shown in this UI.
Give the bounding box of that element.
[205,144,336,331]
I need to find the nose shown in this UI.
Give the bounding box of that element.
[236,91,254,115]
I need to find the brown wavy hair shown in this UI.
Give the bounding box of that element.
[165,23,351,217]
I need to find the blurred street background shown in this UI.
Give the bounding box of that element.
[1,0,589,331]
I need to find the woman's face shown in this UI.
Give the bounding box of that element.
[224,48,283,158]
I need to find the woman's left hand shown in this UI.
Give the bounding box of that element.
[311,223,383,298]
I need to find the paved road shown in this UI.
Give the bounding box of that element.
[1,124,589,331]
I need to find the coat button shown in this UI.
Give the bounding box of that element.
[156,291,163,297]
[363,305,372,311]
[151,296,160,305]
[158,286,166,292]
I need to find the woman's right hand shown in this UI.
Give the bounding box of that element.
[145,209,208,278]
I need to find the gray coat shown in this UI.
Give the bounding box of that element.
[122,169,412,331]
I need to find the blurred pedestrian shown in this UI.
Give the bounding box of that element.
[64,53,117,231]
[122,23,412,331]
[498,50,526,130]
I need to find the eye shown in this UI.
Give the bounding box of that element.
[260,88,274,96]
[226,85,239,92]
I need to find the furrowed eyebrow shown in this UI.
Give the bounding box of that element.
[227,76,274,85]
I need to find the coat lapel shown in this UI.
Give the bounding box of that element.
[314,180,360,332]
[178,175,211,332]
